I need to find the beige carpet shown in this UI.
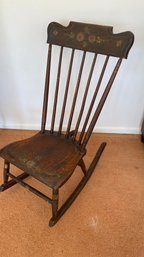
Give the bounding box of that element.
[0,130,144,257]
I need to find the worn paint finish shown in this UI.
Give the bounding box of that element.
[48,21,134,58]
[0,131,86,189]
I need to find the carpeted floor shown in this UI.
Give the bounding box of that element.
[0,129,144,257]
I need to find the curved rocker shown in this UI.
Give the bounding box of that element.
[49,142,106,227]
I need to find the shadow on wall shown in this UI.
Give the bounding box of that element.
[0,4,22,128]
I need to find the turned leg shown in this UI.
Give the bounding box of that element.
[0,160,29,192]
[52,189,59,218]
[3,160,10,184]
[49,188,59,227]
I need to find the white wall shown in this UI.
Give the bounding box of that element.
[0,0,144,134]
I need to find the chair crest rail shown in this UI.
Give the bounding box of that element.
[47,21,134,58]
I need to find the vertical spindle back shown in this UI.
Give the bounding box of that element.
[41,21,134,148]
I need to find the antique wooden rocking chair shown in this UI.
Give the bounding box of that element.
[0,21,134,226]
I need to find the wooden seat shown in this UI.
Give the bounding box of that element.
[0,131,86,189]
[0,21,134,227]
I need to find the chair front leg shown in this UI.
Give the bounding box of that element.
[0,159,30,192]
[49,188,59,227]
[3,160,10,184]
[0,159,10,192]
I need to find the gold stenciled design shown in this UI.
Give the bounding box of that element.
[116,40,122,47]
[88,35,96,43]
[53,30,59,36]
[95,36,103,44]
[82,41,88,47]
[76,32,85,42]
[64,30,114,48]
[69,32,75,39]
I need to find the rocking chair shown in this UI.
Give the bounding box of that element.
[0,21,134,227]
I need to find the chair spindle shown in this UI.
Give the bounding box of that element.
[51,46,63,133]
[41,44,52,133]
[66,51,86,137]
[58,49,75,134]
[79,55,109,143]
[73,53,98,140]
[81,58,122,149]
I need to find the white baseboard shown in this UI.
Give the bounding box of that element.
[0,123,40,131]
[93,127,141,134]
[0,122,141,134]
